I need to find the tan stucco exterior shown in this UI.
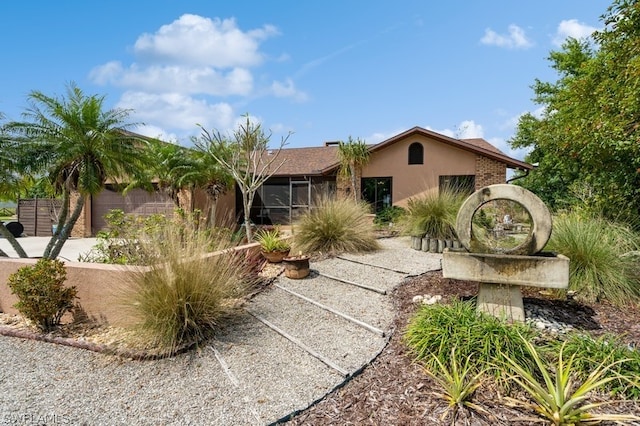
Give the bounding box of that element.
[363,134,479,207]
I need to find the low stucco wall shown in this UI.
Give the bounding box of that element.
[0,242,261,327]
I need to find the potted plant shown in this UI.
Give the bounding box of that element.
[255,228,291,263]
[283,252,310,279]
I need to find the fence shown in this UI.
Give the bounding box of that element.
[17,198,63,236]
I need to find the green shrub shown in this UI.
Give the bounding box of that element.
[292,197,380,255]
[554,333,640,399]
[122,220,250,351]
[255,227,290,252]
[503,334,640,425]
[374,205,406,226]
[545,212,640,305]
[404,301,538,381]
[400,188,466,239]
[7,259,77,331]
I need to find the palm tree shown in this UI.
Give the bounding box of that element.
[337,136,370,202]
[184,143,235,226]
[5,83,151,259]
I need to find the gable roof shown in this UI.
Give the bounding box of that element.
[368,127,532,170]
[267,126,532,176]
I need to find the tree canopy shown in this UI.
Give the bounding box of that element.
[5,83,151,258]
[509,0,640,223]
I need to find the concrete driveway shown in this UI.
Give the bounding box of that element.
[0,237,99,261]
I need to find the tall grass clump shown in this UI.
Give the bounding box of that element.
[552,333,640,399]
[404,301,538,381]
[292,197,380,255]
[122,219,250,351]
[546,211,640,305]
[401,187,466,239]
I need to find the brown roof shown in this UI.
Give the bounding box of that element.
[265,126,532,176]
[265,146,339,176]
[368,127,532,170]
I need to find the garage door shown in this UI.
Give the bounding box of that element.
[91,187,176,235]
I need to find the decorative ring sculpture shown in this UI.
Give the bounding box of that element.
[455,184,552,255]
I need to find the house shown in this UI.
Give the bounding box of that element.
[67,126,531,236]
[241,126,532,226]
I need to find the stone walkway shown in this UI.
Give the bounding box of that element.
[0,237,442,425]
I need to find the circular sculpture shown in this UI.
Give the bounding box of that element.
[455,184,552,255]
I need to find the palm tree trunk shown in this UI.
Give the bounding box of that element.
[47,194,85,260]
[44,190,70,258]
[0,223,28,257]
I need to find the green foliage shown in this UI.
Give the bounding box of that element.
[7,259,77,331]
[337,136,370,202]
[554,333,640,399]
[509,0,640,223]
[404,301,537,381]
[122,220,250,351]
[293,197,380,255]
[425,347,489,423]
[545,211,640,305]
[79,209,168,264]
[401,188,466,239]
[255,227,290,252]
[502,334,640,425]
[374,205,405,226]
[4,82,152,259]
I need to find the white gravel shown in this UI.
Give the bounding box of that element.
[0,237,442,425]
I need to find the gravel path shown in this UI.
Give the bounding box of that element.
[0,237,442,425]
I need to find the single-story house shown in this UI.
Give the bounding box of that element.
[69,126,531,236]
[238,126,532,226]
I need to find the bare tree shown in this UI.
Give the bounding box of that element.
[195,115,291,241]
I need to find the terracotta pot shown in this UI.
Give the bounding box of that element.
[261,249,290,263]
[283,255,310,279]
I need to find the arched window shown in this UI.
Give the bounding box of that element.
[408,142,424,165]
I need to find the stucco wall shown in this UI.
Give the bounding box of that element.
[363,134,478,206]
[0,242,260,327]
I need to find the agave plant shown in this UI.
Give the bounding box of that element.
[425,347,488,424]
[502,334,640,425]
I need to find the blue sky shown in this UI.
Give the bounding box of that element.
[1,1,610,160]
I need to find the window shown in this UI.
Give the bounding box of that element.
[362,177,392,213]
[408,142,424,165]
[439,175,475,195]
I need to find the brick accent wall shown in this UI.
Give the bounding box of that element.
[475,155,507,190]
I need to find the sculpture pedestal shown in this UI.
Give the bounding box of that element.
[477,283,524,322]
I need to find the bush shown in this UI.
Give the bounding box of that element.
[292,197,380,255]
[404,301,538,381]
[7,259,77,331]
[374,205,406,226]
[255,227,290,252]
[400,188,466,239]
[553,333,640,399]
[122,220,251,351]
[545,212,640,305]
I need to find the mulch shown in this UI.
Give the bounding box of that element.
[284,271,640,426]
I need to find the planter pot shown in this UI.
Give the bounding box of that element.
[283,255,310,279]
[261,249,290,263]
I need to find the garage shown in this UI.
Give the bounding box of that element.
[91,186,176,234]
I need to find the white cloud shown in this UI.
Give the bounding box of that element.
[553,19,598,46]
[117,91,235,133]
[270,78,308,102]
[88,14,304,142]
[427,120,484,139]
[133,14,278,67]
[91,63,253,96]
[480,24,534,49]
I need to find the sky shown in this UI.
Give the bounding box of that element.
[0,1,611,161]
